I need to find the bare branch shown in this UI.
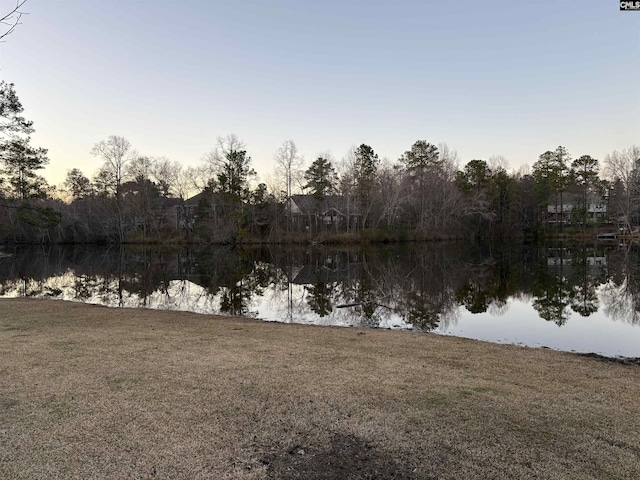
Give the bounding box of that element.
[0,1,28,42]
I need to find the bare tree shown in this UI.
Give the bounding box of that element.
[438,142,459,168]
[202,134,245,180]
[334,151,358,233]
[182,165,208,198]
[126,155,155,183]
[260,171,284,201]
[274,140,303,197]
[201,134,255,202]
[604,145,640,231]
[91,136,136,241]
[150,157,189,198]
[374,159,409,229]
[91,136,135,194]
[488,155,509,173]
[1,1,27,42]
[274,140,303,232]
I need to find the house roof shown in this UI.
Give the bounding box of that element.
[182,190,226,207]
[156,197,182,209]
[289,194,360,216]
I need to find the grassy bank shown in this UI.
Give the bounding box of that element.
[1,299,640,479]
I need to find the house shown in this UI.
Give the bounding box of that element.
[177,190,227,230]
[155,197,182,230]
[285,194,360,232]
[546,193,607,224]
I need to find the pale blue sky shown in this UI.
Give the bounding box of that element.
[0,0,638,187]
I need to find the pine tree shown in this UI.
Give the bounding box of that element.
[0,82,50,200]
[304,157,337,202]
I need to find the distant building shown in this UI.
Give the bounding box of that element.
[177,190,227,230]
[546,193,606,224]
[155,197,182,230]
[285,194,360,232]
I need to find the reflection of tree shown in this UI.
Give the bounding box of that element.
[600,245,640,324]
[208,256,274,317]
[601,279,640,325]
[0,241,622,332]
[392,245,465,331]
[306,281,333,317]
[272,242,530,330]
[532,262,572,326]
[354,276,379,327]
[570,284,599,317]
[467,247,534,316]
[532,291,570,326]
[456,283,491,314]
[219,281,253,316]
[567,244,602,317]
[529,244,611,325]
[74,275,100,300]
[404,291,441,330]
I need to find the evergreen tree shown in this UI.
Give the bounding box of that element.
[400,140,440,176]
[570,154,600,225]
[353,144,379,227]
[0,82,50,201]
[65,168,93,200]
[399,140,441,230]
[217,149,255,202]
[304,157,337,202]
[532,146,571,224]
[0,137,48,200]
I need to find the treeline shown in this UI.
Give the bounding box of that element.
[1,81,638,244]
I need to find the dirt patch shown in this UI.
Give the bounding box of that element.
[262,433,423,479]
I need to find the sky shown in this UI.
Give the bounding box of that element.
[0,0,638,189]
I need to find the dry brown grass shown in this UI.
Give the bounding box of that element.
[1,298,640,479]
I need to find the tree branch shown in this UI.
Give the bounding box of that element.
[0,0,27,42]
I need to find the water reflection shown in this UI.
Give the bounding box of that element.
[1,242,640,355]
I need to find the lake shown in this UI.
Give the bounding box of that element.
[1,241,639,358]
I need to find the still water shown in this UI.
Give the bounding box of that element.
[1,242,639,358]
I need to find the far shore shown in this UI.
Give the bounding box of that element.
[0,223,626,247]
[2,298,640,479]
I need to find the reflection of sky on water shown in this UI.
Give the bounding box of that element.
[254,283,413,330]
[5,271,640,357]
[442,294,640,358]
[2,243,640,358]
[0,273,412,329]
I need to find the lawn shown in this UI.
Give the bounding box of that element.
[1,298,639,479]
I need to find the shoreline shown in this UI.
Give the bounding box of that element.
[5,295,638,361]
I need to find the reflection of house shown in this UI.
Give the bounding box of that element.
[287,252,362,284]
[546,193,606,224]
[546,248,607,267]
[285,195,360,231]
